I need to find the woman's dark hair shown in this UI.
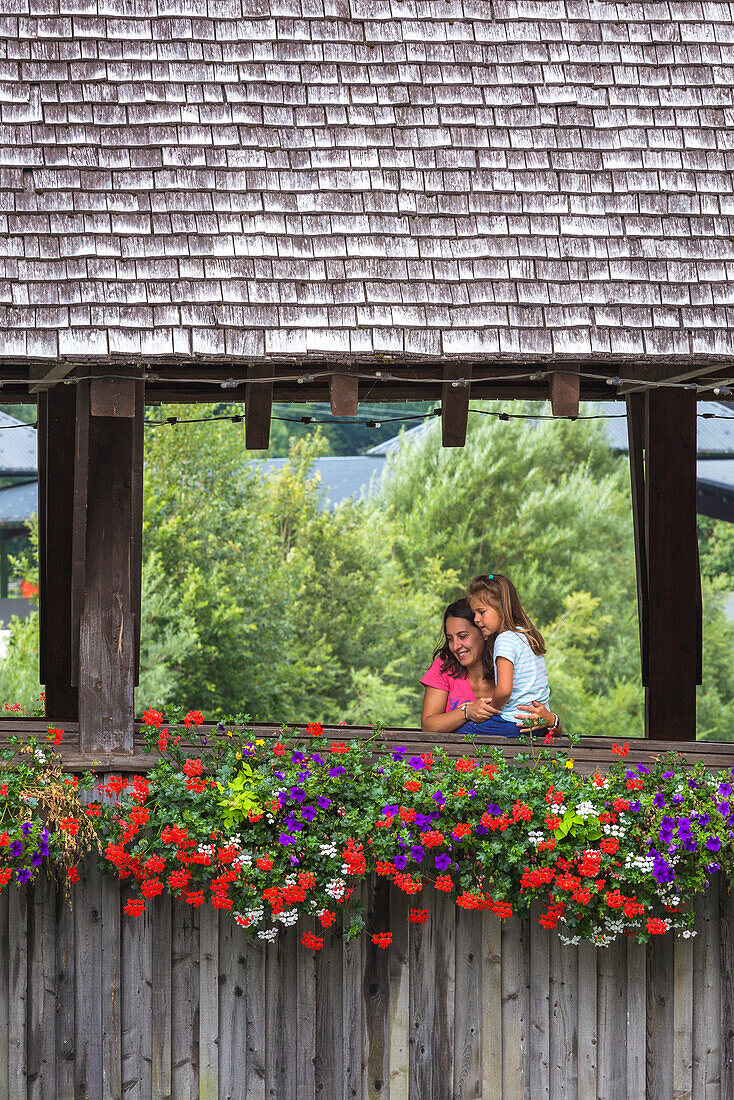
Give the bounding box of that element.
[433,599,494,680]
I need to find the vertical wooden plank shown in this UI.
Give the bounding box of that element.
[501,916,529,1100]
[529,909,550,1100]
[673,933,694,1100]
[482,912,503,1100]
[408,895,436,1100]
[27,874,57,1100]
[171,900,200,1100]
[0,888,10,1098]
[330,368,359,417]
[693,882,722,1100]
[101,874,121,1100]
[721,881,734,1100]
[199,904,219,1100]
[151,892,172,1100]
[39,385,78,717]
[362,879,390,1100]
[316,917,344,1098]
[344,912,364,1100]
[627,938,647,1100]
[218,912,248,1100]
[644,388,699,738]
[78,390,143,752]
[297,917,317,1100]
[265,932,298,1100]
[597,938,627,1099]
[647,933,675,1100]
[8,880,27,1100]
[549,937,578,1100]
[245,366,273,450]
[71,372,90,689]
[431,891,455,1099]
[55,878,75,1100]
[244,937,266,1100]
[441,364,472,447]
[577,942,597,1099]
[626,391,649,687]
[453,907,482,1099]
[549,370,580,418]
[121,893,153,1099]
[388,885,409,1100]
[75,862,102,1100]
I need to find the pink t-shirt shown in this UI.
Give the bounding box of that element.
[420,656,477,714]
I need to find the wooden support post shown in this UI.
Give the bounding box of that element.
[549,371,580,418]
[626,393,649,688]
[38,386,78,720]
[77,374,144,753]
[644,389,700,739]
[245,366,273,450]
[441,364,472,448]
[329,368,359,417]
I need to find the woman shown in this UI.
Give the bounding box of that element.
[420,599,559,735]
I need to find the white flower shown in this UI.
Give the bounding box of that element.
[34,750,47,764]
[325,878,346,900]
[257,928,278,941]
[575,801,598,819]
[320,843,338,858]
[681,929,697,939]
[558,933,581,946]
[275,908,298,926]
[527,830,544,847]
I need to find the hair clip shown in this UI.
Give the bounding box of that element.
[487,574,494,580]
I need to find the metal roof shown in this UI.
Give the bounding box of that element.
[4,4,734,363]
[0,481,37,526]
[0,414,37,476]
[259,455,385,509]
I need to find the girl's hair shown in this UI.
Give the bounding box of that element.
[433,599,494,680]
[467,574,546,656]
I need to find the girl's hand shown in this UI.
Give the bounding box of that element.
[466,698,500,722]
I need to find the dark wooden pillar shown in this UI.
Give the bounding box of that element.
[631,389,700,739]
[75,374,144,752]
[38,386,78,719]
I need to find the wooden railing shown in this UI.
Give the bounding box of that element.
[1,719,733,773]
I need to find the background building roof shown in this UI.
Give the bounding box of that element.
[3,3,734,363]
[0,414,37,477]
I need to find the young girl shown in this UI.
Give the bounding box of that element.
[460,573,551,738]
[420,597,558,735]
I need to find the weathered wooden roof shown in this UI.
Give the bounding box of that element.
[2,1,734,365]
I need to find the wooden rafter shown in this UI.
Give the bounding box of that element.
[441,364,472,447]
[329,366,359,417]
[245,365,273,450]
[549,370,580,418]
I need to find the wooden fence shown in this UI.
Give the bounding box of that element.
[1,865,733,1099]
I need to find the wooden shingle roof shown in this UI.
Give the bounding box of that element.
[2,0,734,365]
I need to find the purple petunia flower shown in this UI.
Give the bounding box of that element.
[682,837,697,853]
[392,747,407,761]
[15,869,31,884]
[637,765,650,775]
[662,771,674,779]
[706,836,722,852]
[432,791,445,805]
[415,813,432,830]
[9,841,22,859]
[291,751,307,764]
[653,793,666,808]
[628,800,642,812]
[278,833,296,846]
[410,846,424,863]
[274,770,286,781]
[408,756,425,770]
[328,767,346,778]
[301,806,317,823]
[435,854,452,871]
[719,781,733,799]
[289,786,305,803]
[671,794,684,805]
[708,862,721,873]
[311,753,326,765]
[393,854,407,870]
[31,852,43,868]
[20,822,32,837]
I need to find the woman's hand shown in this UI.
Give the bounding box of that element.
[514,700,558,730]
[466,697,499,722]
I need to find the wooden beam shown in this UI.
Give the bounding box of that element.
[626,393,649,688]
[38,387,78,720]
[441,364,472,447]
[28,363,74,394]
[644,389,699,739]
[549,370,580,418]
[77,378,144,753]
[329,367,359,417]
[245,366,273,450]
[90,375,136,418]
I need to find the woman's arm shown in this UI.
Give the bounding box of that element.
[420,687,499,733]
[513,701,561,733]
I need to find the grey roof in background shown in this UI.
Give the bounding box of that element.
[599,401,734,458]
[0,481,37,526]
[0,414,37,475]
[3,3,734,362]
[260,455,385,506]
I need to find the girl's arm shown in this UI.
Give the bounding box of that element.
[420,688,498,733]
[491,656,513,710]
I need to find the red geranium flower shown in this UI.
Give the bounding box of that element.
[124,899,145,916]
[306,722,324,738]
[408,908,429,924]
[142,708,163,728]
[371,932,392,949]
[301,931,324,951]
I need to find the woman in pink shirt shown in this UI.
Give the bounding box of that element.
[420,599,558,735]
